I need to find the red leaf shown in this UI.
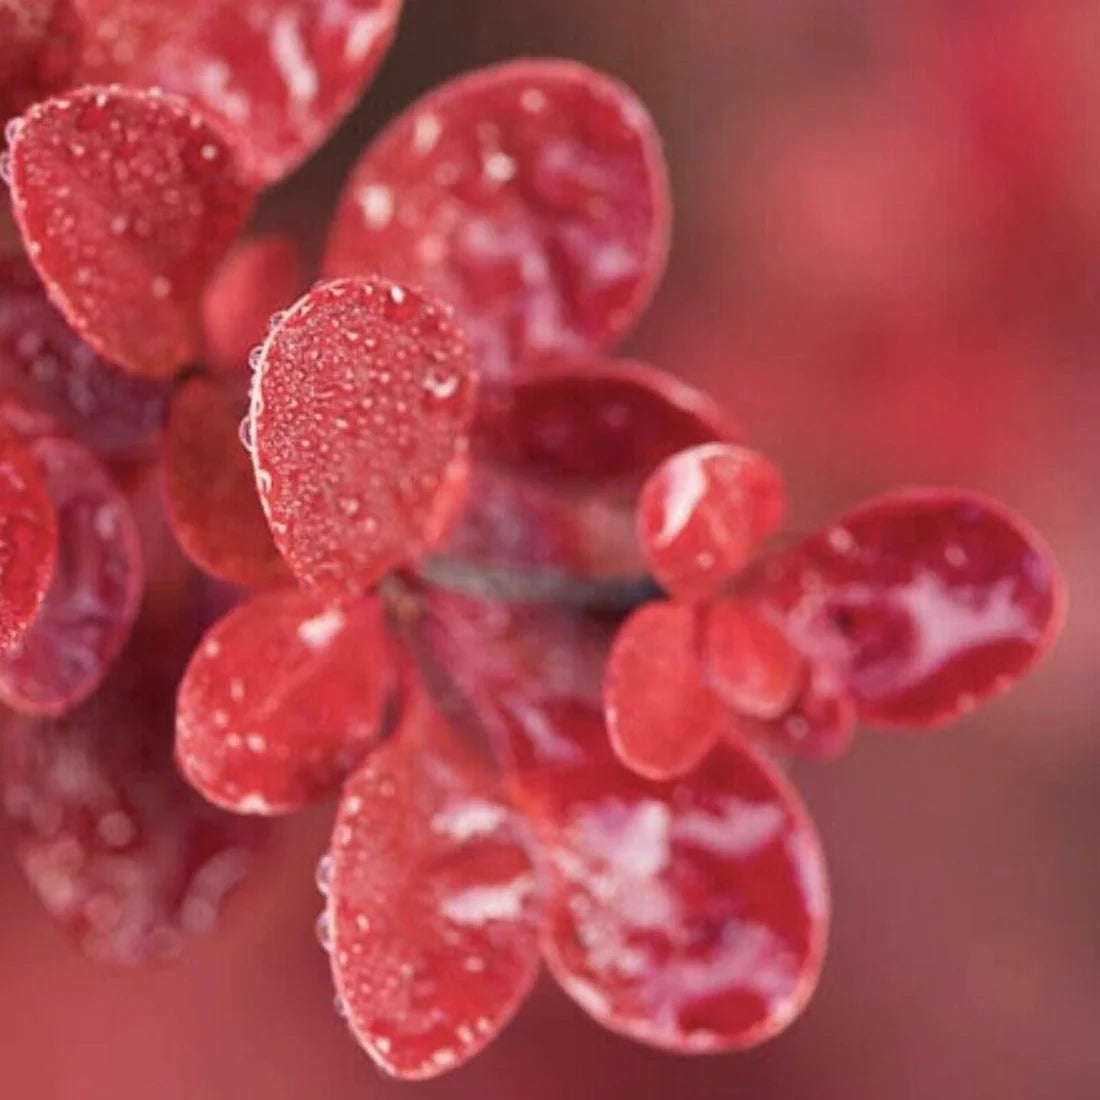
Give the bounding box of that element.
[176,587,393,814]
[527,736,830,1053]
[0,423,56,646]
[0,432,142,715]
[474,360,738,481]
[7,85,253,378]
[73,0,403,184]
[0,620,267,966]
[741,489,1066,729]
[736,662,857,760]
[701,598,805,721]
[0,256,170,453]
[604,601,728,780]
[324,679,541,1079]
[442,462,644,580]
[250,276,476,600]
[161,375,288,589]
[324,60,671,378]
[421,595,830,1053]
[445,361,735,579]
[200,234,304,376]
[0,0,80,121]
[416,588,613,781]
[638,444,785,603]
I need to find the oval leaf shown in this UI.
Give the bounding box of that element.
[742,489,1066,729]
[522,723,829,1052]
[638,443,785,603]
[324,60,671,378]
[604,601,728,780]
[325,681,541,1079]
[176,587,393,814]
[701,598,805,720]
[8,85,254,377]
[250,276,476,599]
[161,375,288,589]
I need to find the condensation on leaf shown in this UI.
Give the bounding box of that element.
[325,60,671,378]
[325,679,541,1079]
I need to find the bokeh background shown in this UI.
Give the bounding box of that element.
[3,1,1099,1096]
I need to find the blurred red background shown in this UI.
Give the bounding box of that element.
[3,1,1099,1096]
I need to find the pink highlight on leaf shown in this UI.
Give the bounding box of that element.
[639,444,785,603]
[325,680,541,1079]
[8,85,253,378]
[176,587,393,815]
[605,601,728,780]
[325,60,671,378]
[250,276,476,600]
[741,488,1066,730]
[522,719,830,1053]
[417,590,828,1050]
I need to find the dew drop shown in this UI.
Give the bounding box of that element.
[315,854,333,896]
[3,117,24,147]
[237,415,253,453]
[315,909,333,952]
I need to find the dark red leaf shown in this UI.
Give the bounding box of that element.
[442,461,643,580]
[740,489,1066,729]
[0,619,267,966]
[0,255,169,453]
[201,234,304,376]
[161,375,288,589]
[527,736,829,1053]
[324,678,541,1079]
[324,60,671,378]
[701,598,805,721]
[604,601,728,780]
[638,444,785,603]
[0,433,143,714]
[0,423,56,645]
[8,85,253,378]
[474,359,738,481]
[176,586,393,814]
[444,361,735,579]
[73,0,403,184]
[250,276,476,600]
